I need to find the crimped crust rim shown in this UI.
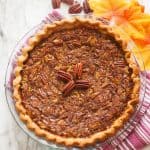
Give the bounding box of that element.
[13,17,140,147]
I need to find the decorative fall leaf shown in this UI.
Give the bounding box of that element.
[131,23,150,70]
[130,0,144,12]
[117,5,143,22]
[88,0,131,19]
[134,36,150,47]
[132,22,150,47]
[113,4,149,39]
[88,0,147,39]
[118,22,144,39]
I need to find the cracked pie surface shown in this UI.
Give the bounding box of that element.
[13,18,140,147]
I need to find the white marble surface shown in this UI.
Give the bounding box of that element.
[0,0,150,150]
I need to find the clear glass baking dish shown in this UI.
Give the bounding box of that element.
[5,14,147,149]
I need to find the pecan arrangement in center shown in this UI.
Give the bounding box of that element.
[57,63,90,96]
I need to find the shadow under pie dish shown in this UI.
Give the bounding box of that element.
[13,18,140,147]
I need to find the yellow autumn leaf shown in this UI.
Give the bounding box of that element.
[112,4,150,41]
[130,0,144,12]
[133,36,150,47]
[88,0,146,39]
[88,0,131,18]
[130,15,150,25]
[132,22,150,47]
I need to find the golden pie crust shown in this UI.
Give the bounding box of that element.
[13,18,140,147]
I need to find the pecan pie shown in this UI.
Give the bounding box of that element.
[13,18,140,147]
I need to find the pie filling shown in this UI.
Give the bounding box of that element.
[20,27,133,138]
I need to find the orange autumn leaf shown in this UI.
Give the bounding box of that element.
[108,6,147,42]
[130,20,150,70]
[117,22,144,39]
[117,14,150,69]
[88,0,144,19]
[88,0,131,19]
[113,4,148,39]
[116,5,150,30]
[117,5,143,23]
[133,36,150,47]
[130,0,144,12]
[89,0,146,39]
[132,24,150,47]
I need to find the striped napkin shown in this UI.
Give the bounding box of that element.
[43,10,150,150]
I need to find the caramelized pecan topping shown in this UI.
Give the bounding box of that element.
[21,27,134,138]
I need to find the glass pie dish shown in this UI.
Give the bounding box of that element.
[5,14,147,149]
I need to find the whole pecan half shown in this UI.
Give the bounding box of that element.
[83,0,92,13]
[73,63,83,79]
[76,80,90,89]
[52,0,61,9]
[62,80,75,96]
[57,70,73,82]
[62,0,74,5]
[68,2,82,14]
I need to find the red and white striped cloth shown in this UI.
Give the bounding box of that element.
[43,10,150,150]
[101,72,150,150]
